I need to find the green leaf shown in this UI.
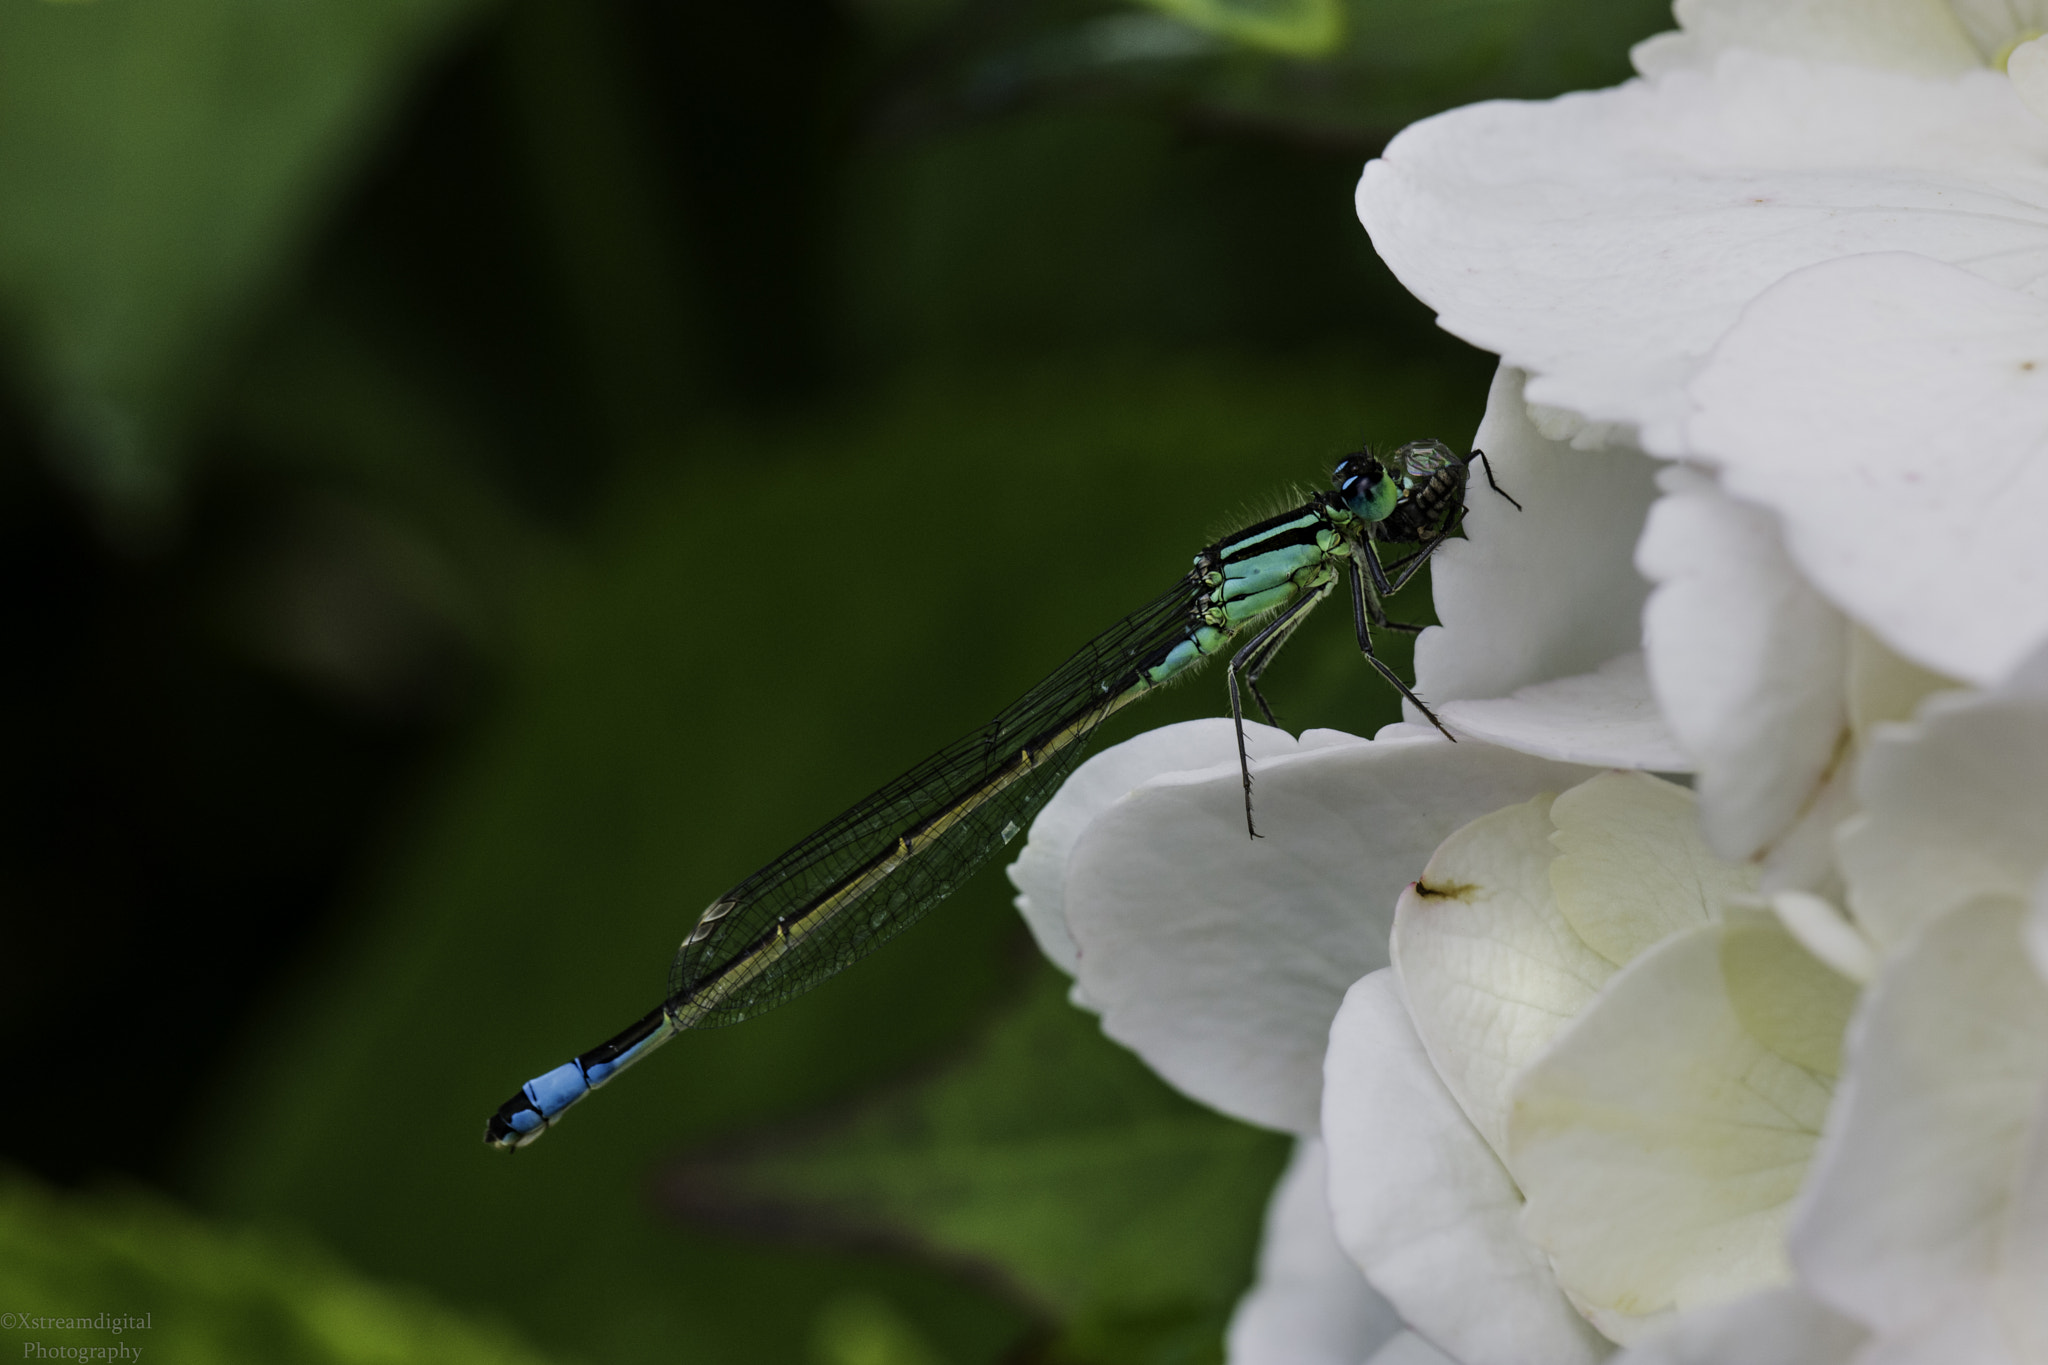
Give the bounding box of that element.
[0,1173,563,1365]
[1129,0,1343,57]
[943,0,1673,149]
[670,968,1289,1328]
[0,0,488,514]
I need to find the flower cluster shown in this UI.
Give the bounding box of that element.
[1009,3,2048,1361]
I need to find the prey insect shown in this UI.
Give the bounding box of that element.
[485,440,1517,1150]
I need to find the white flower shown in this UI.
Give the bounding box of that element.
[1614,645,2048,1365]
[1012,8,2048,1364]
[1014,740,1870,1361]
[1328,772,1860,1357]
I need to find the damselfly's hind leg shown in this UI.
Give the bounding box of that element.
[1240,592,1320,726]
[1348,559,1455,742]
[1225,585,1328,839]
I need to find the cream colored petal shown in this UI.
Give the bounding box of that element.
[1719,907,1861,1078]
[1632,0,1978,76]
[1791,897,2048,1336]
[1508,921,1837,1329]
[1323,971,1609,1365]
[1391,795,1617,1156]
[1548,771,1756,968]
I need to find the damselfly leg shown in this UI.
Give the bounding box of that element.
[1474,450,1520,511]
[1346,557,1455,743]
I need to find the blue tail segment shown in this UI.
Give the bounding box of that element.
[485,1007,674,1150]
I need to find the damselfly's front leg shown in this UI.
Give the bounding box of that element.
[1356,533,1434,630]
[1347,559,1455,742]
[1472,450,1522,511]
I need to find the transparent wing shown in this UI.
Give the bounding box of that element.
[667,570,1208,1024]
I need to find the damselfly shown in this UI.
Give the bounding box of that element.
[485,440,1517,1149]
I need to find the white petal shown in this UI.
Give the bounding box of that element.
[1636,466,1848,863]
[1414,366,1660,712]
[1790,898,2048,1336]
[1323,971,1608,1365]
[1363,1331,1461,1365]
[1509,919,1838,1331]
[1009,719,1296,980]
[1755,757,1857,899]
[2028,867,2048,994]
[1853,1296,2027,1365]
[1688,253,2048,686]
[1839,644,2048,949]
[1995,1021,2048,1362]
[1359,55,2048,454]
[1365,722,1450,745]
[1066,736,1595,1133]
[1227,1138,1404,1365]
[1844,625,1960,748]
[1390,795,1617,1156]
[1771,891,1878,986]
[1609,1288,1865,1365]
[1438,652,1691,771]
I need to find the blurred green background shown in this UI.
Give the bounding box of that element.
[0,0,1667,1361]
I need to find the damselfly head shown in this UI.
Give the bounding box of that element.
[1333,452,1399,522]
[1386,438,1461,483]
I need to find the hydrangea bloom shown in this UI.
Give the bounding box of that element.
[1013,1,2048,1361]
[1616,649,2048,1362]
